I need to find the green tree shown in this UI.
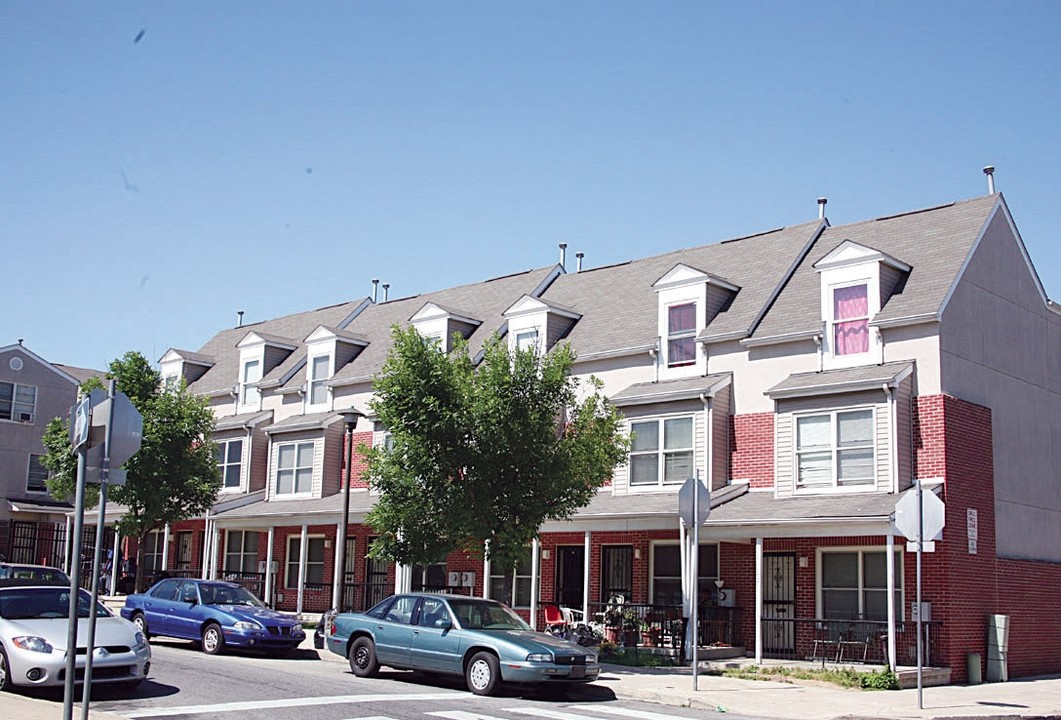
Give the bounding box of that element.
[42,351,220,591]
[365,327,630,572]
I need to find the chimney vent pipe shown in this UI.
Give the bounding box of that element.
[817,197,827,220]
[237,310,244,327]
[371,278,379,303]
[559,243,567,269]
[382,283,390,302]
[576,252,584,272]
[983,166,996,194]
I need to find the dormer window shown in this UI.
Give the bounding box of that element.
[240,359,261,407]
[832,284,869,355]
[515,329,539,353]
[308,354,331,406]
[667,303,697,367]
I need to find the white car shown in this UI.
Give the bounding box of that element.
[0,579,151,691]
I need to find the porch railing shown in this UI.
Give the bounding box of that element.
[761,617,945,667]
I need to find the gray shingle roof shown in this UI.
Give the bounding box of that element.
[612,373,732,407]
[766,361,914,399]
[215,410,273,431]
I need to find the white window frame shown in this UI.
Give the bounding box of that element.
[216,439,244,492]
[829,281,871,358]
[665,301,697,368]
[628,415,695,489]
[240,358,262,407]
[515,329,539,353]
[142,530,165,574]
[285,535,325,588]
[794,407,876,492]
[308,353,331,407]
[649,541,719,606]
[0,381,37,423]
[26,454,49,493]
[816,546,903,621]
[223,530,259,574]
[489,547,535,608]
[274,440,316,496]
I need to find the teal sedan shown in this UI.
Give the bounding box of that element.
[326,593,599,696]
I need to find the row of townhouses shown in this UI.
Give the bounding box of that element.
[3,181,1059,684]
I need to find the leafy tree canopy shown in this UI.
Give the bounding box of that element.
[42,351,220,589]
[365,327,630,571]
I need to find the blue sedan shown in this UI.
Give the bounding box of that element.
[121,578,305,655]
[326,593,599,696]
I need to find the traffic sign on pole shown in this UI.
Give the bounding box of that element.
[895,488,945,541]
[90,392,143,468]
[678,476,710,528]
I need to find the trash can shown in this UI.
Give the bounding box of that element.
[966,652,982,685]
[986,614,1009,682]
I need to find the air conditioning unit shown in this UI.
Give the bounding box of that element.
[17,412,32,423]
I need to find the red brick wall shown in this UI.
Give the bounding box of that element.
[732,412,774,489]
[345,431,374,489]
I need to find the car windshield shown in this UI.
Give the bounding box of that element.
[448,599,531,630]
[0,587,110,620]
[200,584,265,607]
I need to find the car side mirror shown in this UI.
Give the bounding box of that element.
[183,595,197,605]
[435,618,452,630]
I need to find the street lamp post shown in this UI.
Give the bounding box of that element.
[335,409,363,612]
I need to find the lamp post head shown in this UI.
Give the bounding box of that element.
[339,409,363,431]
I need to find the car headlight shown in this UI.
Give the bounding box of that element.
[291,625,304,635]
[133,632,148,651]
[233,621,261,631]
[526,653,553,663]
[12,636,54,654]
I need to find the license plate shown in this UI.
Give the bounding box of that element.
[569,666,585,679]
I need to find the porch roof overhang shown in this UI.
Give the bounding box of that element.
[765,361,914,400]
[611,373,732,408]
[215,410,273,432]
[210,491,376,529]
[263,411,340,435]
[7,498,73,516]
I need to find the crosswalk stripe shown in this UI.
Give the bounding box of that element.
[427,711,512,720]
[575,707,691,720]
[342,716,401,720]
[505,708,620,720]
[119,692,467,718]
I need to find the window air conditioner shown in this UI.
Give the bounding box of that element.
[17,412,32,423]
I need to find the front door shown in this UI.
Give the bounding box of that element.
[176,532,194,570]
[762,552,796,653]
[555,546,584,608]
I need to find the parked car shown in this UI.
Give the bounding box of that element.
[0,563,70,584]
[0,578,150,691]
[121,578,305,656]
[326,593,599,696]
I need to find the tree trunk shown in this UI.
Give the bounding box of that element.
[134,530,149,593]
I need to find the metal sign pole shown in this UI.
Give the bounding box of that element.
[62,447,88,720]
[692,470,700,692]
[916,478,924,710]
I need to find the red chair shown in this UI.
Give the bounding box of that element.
[542,603,568,633]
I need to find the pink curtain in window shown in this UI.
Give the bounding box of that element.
[668,303,696,333]
[834,286,868,355]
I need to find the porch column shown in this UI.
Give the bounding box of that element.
[210,524,221,579]
[530,537,541,630]
[264,526,275,607]
[110,530,120,594]
[755,536,763,664]
[296,523,308,616]
[582,531,591,622]
[161,524,171,571]
[201,512,212,579]
[679,521,692,659]
[332,521,343,610]
[64,515,73,575]
[887,531,897,671]
[481,541,491,599]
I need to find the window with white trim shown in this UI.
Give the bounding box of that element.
[216,439,243,490]
[26,454,49,493]
[489,548,534,607]
[795,409,874,489]
[142,531,165,574]
[240,359,261,406]
[820,549,902,620]
[275,441,315,495]
[285,535,325,588]
[0,381,37,423]
[629,416,694,487]
[515,330,539,353]
[666,302,696,367]
[308,354,330,405]
[651,543,718,606]
[831,284,869,356]
[224,530,259,574]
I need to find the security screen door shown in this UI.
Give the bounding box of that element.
[762,552,796,653]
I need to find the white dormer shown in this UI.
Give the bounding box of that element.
[652,264,739,379]
[303,326,370,411]
[235,332,297,411]
[502,295,581,355]
[814,241,911,370]
[158,349,215,390]
[409,302,482,352]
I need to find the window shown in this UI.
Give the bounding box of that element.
[216,439,243,490]
[651,543,718,606]
[411,563,447,592]
[162,374,181,391]
[832,284,869,355]
[796,409,874,489]
[667,302,696,367]
[224,530,259,574]
[629,416,694,487]
[276,441,315,495]
[820,549,902,620]
[150,578,181,601]
[0,382,37,422]
[382,595,418,624]
[26,454,49,493]
[285,536,325,588]
[240,359,261,406]
[308,354,330,405]
[489,549,534,607]
[417,596,451,627]
[600,546,633,602]
[515,330,539,352]
[142,531,165,574]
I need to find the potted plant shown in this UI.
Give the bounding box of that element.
[602,594,624,644]
[621,609,641,647]
[640,620,660,647]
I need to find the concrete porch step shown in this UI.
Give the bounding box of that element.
[897,666,951,688]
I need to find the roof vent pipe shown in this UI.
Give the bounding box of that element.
[559,243,567,270]
[382,283,390,302]
[983,165,996,194]
[371,278,379,303]
[817,197,827,220]
[237,310,244,327]
[576,251,584,272]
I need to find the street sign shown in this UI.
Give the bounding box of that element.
[69,389,106,450]
[90,393,144,468]
[894,487,945,542]
[678,476,710,528]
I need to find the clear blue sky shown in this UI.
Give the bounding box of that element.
[4,2,1060,372]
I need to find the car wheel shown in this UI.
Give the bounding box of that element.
[201,623,225,655]
[0,645,11,692]
[131,612,149,639]
[348,637,379,678]
[465,651,501,696]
